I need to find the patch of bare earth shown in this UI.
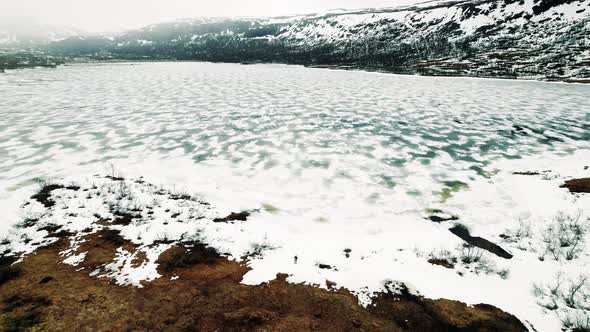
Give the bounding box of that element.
[0,233,527,331]
[561,178,590,193]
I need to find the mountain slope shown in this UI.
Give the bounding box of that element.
[0,19,82,47]
[45,0,590,80]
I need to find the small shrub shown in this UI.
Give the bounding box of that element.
[30,183,64,208]
[115,181,132,200]
[427,249,457,269]
[533,272,590,329]
[110,209,140,226]
[565,275,588,309]
[105,163,122,180]
[154,233,174,245]
[16,217,39,229]
[169,189,193,201]
[497,268,510,279]
[247,241,278,259]
[561,312,590,332]
[541,212,587,261]
[21,234,32,244]
[460,244,484,264]
[502,219,533,244]
[187,207,205,220]
[65,182,80,191]
[474,256,497,274]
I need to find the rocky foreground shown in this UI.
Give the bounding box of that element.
[0,175,529,331]
[0,230,525,331]
[2,170,589,331]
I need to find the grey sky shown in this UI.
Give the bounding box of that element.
[1,0,424,32]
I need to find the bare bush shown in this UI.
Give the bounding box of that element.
[532,283,545,298]
[155,232,173,244]
[115,181,132,200]
[503,219,533,243]
[533,272,590,330]
[561,312,590,332]
[456,244,500,275]
[532,272,564,311]
[106,163,120,179]
[541,212,587,261]
[497,268,510,279]
[474,257,497,274]
[186,207,205,221]
[550,272,566,298]
[565,275,589,309]
[247,241,278,259]
[459,244,484,264]
[427,248,457,268]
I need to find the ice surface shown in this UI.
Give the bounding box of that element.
[1,62,589,331]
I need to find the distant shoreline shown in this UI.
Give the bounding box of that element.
[4,58,590,85]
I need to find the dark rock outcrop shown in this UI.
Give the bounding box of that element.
[450,225,513,259]
[560,178,590,193]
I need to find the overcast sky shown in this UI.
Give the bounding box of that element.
[1,0,423,32]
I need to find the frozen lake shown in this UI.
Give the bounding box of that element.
[1,62,589,331]
[1,62,588,218]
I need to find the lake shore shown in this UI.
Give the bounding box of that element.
[2,54,589,84]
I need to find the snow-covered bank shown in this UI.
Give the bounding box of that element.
[2,149,589,331]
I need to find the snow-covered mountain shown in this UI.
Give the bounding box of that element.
[45,0,590,80]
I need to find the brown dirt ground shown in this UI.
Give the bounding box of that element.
[0,232,527,332]
[560,178,590,193]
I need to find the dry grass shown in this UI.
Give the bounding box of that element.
[0,232,527,332]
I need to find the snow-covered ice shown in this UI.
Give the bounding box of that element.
[0,62,589,331]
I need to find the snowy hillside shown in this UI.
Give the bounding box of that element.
[43,0,590,81]
[275,0,590,79]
